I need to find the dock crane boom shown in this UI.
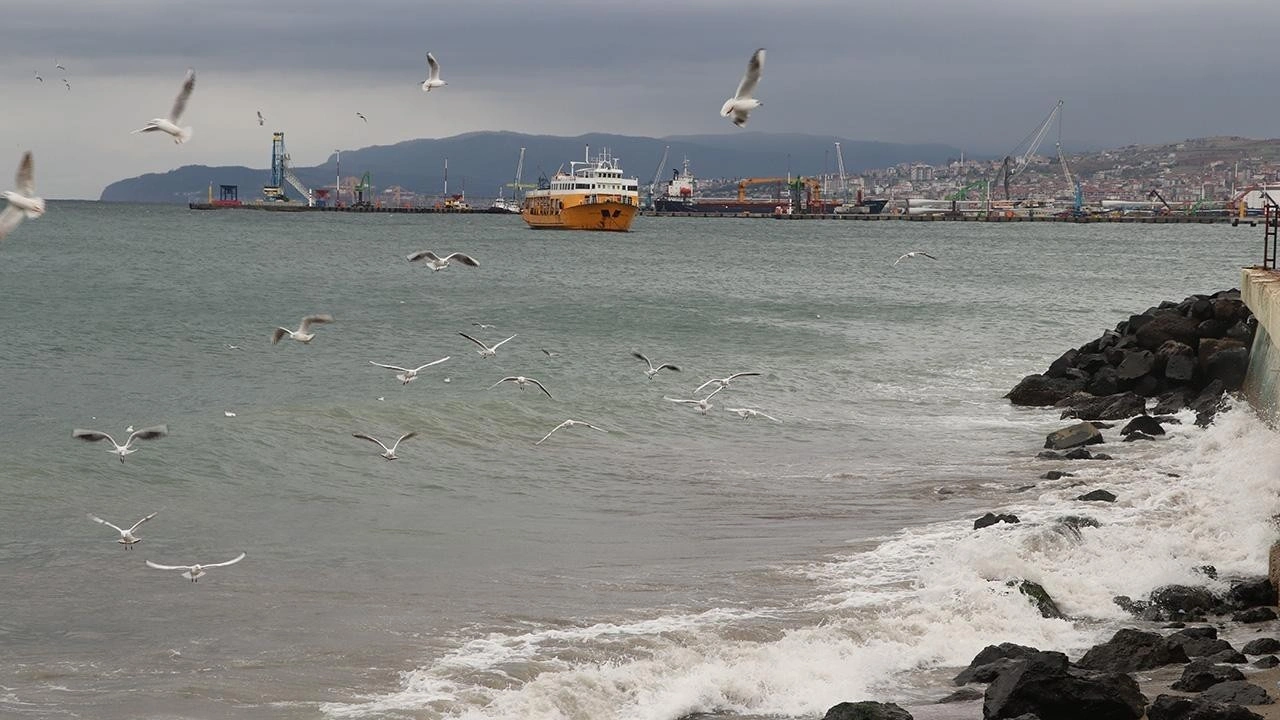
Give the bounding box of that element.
[992,99,1065,200]
[834,141,849,205]
[647,145,670,209]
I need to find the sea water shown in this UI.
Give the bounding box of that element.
[0,202,1274,719]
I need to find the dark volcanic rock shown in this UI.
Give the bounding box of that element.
[1122,432,1155,442]
[1242,637,1280,655]
[1040,470,1073,480]
[1045,349,1078,378]
[1200,680,1274,705]
[1077,628,1188,672]
[1164,354,1196,383]
[1116,350,1156,380]
[955,643,1042,686]
[1016,581,1063,619]
[974,512,1021,530]
[1086,367,1121,396]
[821,701,913,720]
[1153,389,1190,414]
[936,687,983,703]
[1166,629,1233,658]
[1120,415,1166,436]
[1228,577,1276,609]
[1205,649,1248,664]
[982,651,1145,720]
[1198,338,1246,368]
[1204,346,1250,391]
[1059,392,1147,421]
[1146,694,1264,720]
[1007,374,1086,406]
[1232,607,1278,623]
[1253,655,1280,668]
[1170,658,1245,691]
[1150,585,1219,617]
[1077,489,1117,502]
[1044,422,1103,450]
[1137,312,1201,351]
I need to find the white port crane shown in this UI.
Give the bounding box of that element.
[834,141,849,205]
[993,99,1065,200]
[647,145,670,210]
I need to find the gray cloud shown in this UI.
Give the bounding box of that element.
[2,0,1277,198]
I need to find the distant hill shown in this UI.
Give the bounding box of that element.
[98,131,963,204]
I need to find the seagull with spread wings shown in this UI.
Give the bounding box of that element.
[369,356,449,385]
[132,68,196,144]
[458,332,516,359]
[536,419,607,446]
[720,48,765,127]
[72,425,168,463]
[87,512,158,548]
[352,431,417,460]
[0,151,45,241]
[422,52,448,92]
[272,314,334,344]
[146,552,245,582]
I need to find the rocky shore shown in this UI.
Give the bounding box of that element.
[809,291,1276,720]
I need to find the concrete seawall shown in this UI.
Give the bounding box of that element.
[1241,268,1280,421]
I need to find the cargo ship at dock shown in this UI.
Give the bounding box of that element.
[652,158,886,215]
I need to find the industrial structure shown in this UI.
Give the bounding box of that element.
[263,132,314,206]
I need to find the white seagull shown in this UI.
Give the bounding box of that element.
[256,110,265,126]
[459,332,516,358]
[694,372,762,394]
[352,431,417,460]
[726,407,781,422]
[407,250,479,271]
[536,419,607,446]
[488,375,553,399]
[422,52,448,92]
[55,61,66,71]
[665,386,724,415]
[356,112,367,122]
[541,348,560,358]
[632,351,680,379]
[132,68,195,144]
[87,511,158,548]
[0,151,46,241]
[894,251,937,266]
[472,322,496,329]
[720,48,765,128]
[72,425,168,463]
[146,552,245,582]
[369,356,450,384]
[272,314,334,344]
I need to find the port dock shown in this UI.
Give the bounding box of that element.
[188,202,507,214]
[640,210,1248,224]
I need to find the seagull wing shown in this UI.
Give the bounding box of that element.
[693,379,718,394]
[353,432,392,453]
[87,514,125,534]
[145,560,190,571]
[535,421,569,445]
[734,48,765,100]
[0,205,23,241]
[703,385,725,400]
[527,377,554,399]
[491,334,517,350]
[580,422,608,433]
[631,351,655,370]
[202,552,246,569]
[127,512,159,533]
[726,372,762,382]
[658,363,680,372]
[126,425,168,444]
[390,432,418,451]
[168,68,195,123]
[411,356,450,372]
[72,429,117,445]
[15,151,35,197]
[407,250,442,263]
[457,331,489,350]
[443,252,479,267]
[488,377,516,390]
[920,252,938,260]
[426,53,441,82]
[271,327,289,344]
[894,254,907,265]
[299,314,334,333]
[664,397,698,405]
[370,361,411,372]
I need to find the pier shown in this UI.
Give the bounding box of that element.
[639,210,1246,224]
[187,202,506,214]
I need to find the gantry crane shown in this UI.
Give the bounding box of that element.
[992,99,1065,200]
[646,145,670,210]
[834,142,849,206]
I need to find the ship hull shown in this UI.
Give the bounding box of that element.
[521,201,637,231]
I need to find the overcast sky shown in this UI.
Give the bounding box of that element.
[4,0,1278,199]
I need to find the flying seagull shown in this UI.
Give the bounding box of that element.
[536,419,607,446]
[472,322,496,329]
[488,375,553,399]
[356,112,367,122]
[0,151,46,241]
[726,407,781,422]
[369,356,450,384]
[406,250,479,271]
[87,512,158,548]
[72,425,168,463]
[62,78,70,91]
[458,332,516,358]
[632,351,680,379]
[33,71,43,83]
[665,386,724,415]
[132,68,196,144]
[894,251,937,266]
[541,348,560,358]
[720,48,765,128]
[256,110,264,126]
[146,552,245,582]
[694,372,762,394]
[272,314,334,344]
[352,431,417,460]
[55,61,66,71]
[422,52,448,92]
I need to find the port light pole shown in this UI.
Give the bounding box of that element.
[334,150,341,208]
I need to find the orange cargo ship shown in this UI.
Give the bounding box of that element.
[521,148,639,231]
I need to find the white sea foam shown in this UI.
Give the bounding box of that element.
[323,403,1280,720]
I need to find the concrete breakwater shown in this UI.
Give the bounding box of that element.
[1006,289,1255,424]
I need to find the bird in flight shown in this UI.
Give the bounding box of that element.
[87,511,158,548]
[272,314,334,344]
[721,48,765,127]
[132,68,196,144]
[541,348,560,358]
[894,251,937,266]
[62,78,70,91]
[459,332,516,358]
[369,356,449,385]
[0,151,46,241]
[352,431,417,460]
[488,375,553,399]
[422,52,448,92]
[356,112,367,122]
[407,250,479,271]
[694,372,762,394]
[257,110,265,126]
[665,386,724,415]
[726,407,781,422]
[146,552,245,582]
[33,71,43,83]
[472,322,496,330]
[55,61,66,71]
[632,351,680,380]
[72,425,168,463]
[536,419,607,445]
